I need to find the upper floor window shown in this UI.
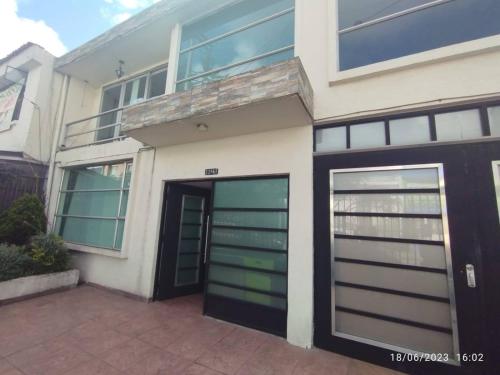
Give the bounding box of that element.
[338,0,500,71]
[0,80,25,131]
[176,0,295,92]
[97,66,167,141]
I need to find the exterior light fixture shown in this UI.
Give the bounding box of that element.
[196,123,209,132]
[115,60,125,79]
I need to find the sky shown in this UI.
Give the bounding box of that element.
[0,0,161,59]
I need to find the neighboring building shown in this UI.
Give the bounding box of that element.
[45,0,500,373]
[0,43,61,211]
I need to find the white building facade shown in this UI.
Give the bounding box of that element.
[45,1,500,373]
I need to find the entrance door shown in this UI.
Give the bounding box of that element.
[314,142,500,374]
[204,177,289,337]
[155,183,211,299]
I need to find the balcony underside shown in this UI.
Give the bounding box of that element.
[121,58,313,147]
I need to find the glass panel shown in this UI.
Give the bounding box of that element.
[334,216,443,242]
[211,246,287,272]
[214,179,288,209]
[338,0,435,30]
[179,240,201,253]
[177,0,294,90]
[178,12,294,81]
[339,0,500,70]
[487,106,500,137]
[123,76,147,106]
[315,127,347,152]
[209,264,286,294]
[334,262,450,298]
[493,162,500,221]
[178,254,200,268]
[335,286,451,328]
[57,191,120,217]
[115,219,125,250]
[211,228,287,251]
[177,270,198,285]
[177,48,294,92]
[335,311,454,356]
[148,69,167,98]
[213,211,288,229]
[389,116,430,146]
[435,109,483,141]
[64,164,125,190]
[97,85,121,140]
[124,163,132,188]
[334,193,441,214]
[119,190,129,218]
[175,195,204,286]
[333,168,439,190]
[180,0,293,50]
[208,283,286,310]
[57,217,117,249]
[182,211,203,224]
[350,122,386,150]
[334,238,446,269]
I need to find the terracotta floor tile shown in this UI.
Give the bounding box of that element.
[292,348,350,375]
[196,342,253,374]
[185,363,225,375]
[125,348,192,375]
[67,321,130,356]
[0,359,23,375]
[347,359,405,375]
[98,338,155,371]
[7,336,92,375]
[62,359,122,375]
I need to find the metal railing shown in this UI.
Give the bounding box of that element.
[60,107,127,150]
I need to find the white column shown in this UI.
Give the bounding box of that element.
[165,23,182,95]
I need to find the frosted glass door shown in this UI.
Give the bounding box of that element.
[331,165,459,361]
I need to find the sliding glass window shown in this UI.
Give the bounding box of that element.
[337,0,500,70]
[55,161,132,251]
[176,0,295,92]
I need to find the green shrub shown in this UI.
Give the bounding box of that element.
[0,194,47,246]
[0,244,34,282]
[28,233,71,275]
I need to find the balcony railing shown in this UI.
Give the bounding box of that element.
[60,107,127,150]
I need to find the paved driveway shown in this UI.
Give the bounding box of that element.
[0,286,403,375]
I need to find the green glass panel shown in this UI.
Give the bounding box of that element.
[213,211,287,229]
[213,179,288,209]
[177,269,198,285]
[64,163,126,190]
[182,211,203,224]
[119,190,129,218]
[211,228,287,251]
[178,254,200,268]
[58,217,117,249]
[208,283,286,310]
[181,225,201,238]
[211,246,287,272]
[124,163,132,189]
[179,239,201,253]
[115,219,125,250]
[184,196,203,210]
[209,265,286,294]
[57,191,120,217]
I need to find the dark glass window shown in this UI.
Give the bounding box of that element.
[338,0,500,70]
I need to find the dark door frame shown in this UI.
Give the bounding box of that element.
[314,142,500,374]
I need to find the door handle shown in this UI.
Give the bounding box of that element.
[203,215,210,264]
[465,264,477,288]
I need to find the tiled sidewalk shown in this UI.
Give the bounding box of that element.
[0,286,403,375]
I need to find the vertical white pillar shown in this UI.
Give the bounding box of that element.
[165,23,182,95]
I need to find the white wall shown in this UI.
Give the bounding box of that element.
[295,0,500,123]
[0,45,60,161]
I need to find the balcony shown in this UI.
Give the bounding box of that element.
[60,108,127,150]
[121,58,313,147]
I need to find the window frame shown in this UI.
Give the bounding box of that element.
[54,160,133,254]
[98,65,168,140]
[328,0,500,83]
[492,161,500,223]
[174,0,295,92]
[314,99,500,154]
